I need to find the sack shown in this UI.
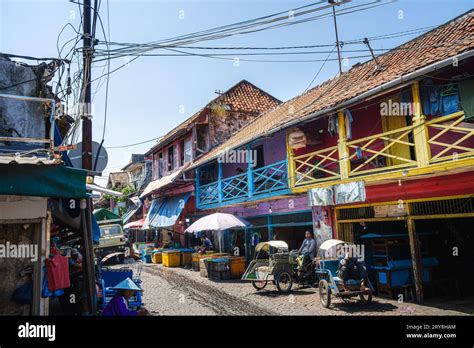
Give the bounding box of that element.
[45,250,70,291]
[12,282,33,304]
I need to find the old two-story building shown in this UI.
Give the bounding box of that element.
[138,80,281,247]
[0,57,93,315]
[189,11,474,303]
[120,154,152,227]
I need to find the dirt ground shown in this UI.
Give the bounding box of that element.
[134,262,473,316]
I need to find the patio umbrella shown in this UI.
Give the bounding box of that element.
[185,213,250,253]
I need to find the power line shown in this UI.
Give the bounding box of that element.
[93,0,375,62]
[106,136,163,149]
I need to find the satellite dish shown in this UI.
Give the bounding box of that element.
[68,141,109,172]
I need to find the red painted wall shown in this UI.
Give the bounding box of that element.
[363,171,474,204]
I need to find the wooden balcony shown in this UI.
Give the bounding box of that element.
[289,83,474,193]
[196,159,290,209]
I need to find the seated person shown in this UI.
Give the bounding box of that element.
[197,235,213,254]
[297,230,316,271]
[337,253,369,292]
[102,278,148,316]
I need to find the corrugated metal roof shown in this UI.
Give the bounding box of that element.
[188,11,474,170]
[0,156,60,165]
[139,163,190,198]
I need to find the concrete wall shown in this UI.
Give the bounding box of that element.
[0,58,50,152]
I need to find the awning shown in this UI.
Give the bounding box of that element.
[122,204,141,224]
[144,192,191,229]
[0,164,87,198]
[86,183,123,197]
[93,208,121,224]
[139,164,189,199]
[123,218,145,230]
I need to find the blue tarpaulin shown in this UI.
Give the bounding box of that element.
[54,123,73,167]
[92,215,100,244]
[122,204,141,224]
[146,192,191,228]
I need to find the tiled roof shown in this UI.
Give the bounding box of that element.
[107,171,129,188]
[145,80,280,155]
[189,10,474,169]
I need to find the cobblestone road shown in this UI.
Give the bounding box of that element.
[137,263,470,316]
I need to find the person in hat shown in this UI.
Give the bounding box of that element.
[102,278,148,316]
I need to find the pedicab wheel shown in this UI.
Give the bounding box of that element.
[252,281,268,291]
[359,291,372,304]
[275,271,293,293]
[319,279,331,308]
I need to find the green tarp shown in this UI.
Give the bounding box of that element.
[0,164,87,198]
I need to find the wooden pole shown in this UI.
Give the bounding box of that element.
[337,110,351,179]
[411,81,431,167]
[247,144,254,198]
[218,160,223,203]
[406,203,424,304]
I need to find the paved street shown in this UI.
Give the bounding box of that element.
[137,263,470,316]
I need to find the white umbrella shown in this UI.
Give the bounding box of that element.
[185,213,250,253]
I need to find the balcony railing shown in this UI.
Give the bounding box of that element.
[290,110,474,190]
[197,160,289,208]
[426,111,474,163]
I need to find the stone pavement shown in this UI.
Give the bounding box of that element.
[137,263,470,316]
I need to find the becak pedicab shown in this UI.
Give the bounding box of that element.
[315,239,373,308]
[241,240,317,293]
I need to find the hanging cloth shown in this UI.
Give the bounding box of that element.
[356,146,363,159]
[344,109,353,140]
[45,248,70,291]
[420,79,442,116]
[327,114,339,137]
[440,84,460,116]
[458,79,474,120]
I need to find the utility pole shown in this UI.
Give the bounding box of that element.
[82,0,93,170]
[81,0,97,315]
[329,0,342,74]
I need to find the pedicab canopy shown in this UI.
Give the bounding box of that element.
[255,241,289,253]
[318,239,348,258]
[0,164,88,198]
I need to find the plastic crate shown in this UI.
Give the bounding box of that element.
[163,251,181,267]
[180,251,193,266]
[200,258,212,277]
[229,257,246,279]
[209,270,231,281]
[151,251,162,264]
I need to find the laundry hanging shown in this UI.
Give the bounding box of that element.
[440,84,460,115]
[45,248,70,291]
[327,114,339,136]
[344,109,353,140]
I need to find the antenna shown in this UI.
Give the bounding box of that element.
[363,37,384,72]
[328,0,344,74]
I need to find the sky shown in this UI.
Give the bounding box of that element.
[0,0,473,185]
